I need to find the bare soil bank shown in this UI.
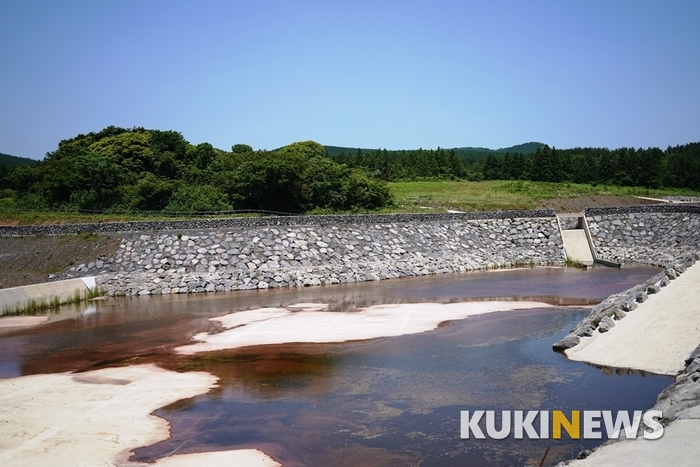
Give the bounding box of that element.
[535,194,659,213]
[0,234,121,289]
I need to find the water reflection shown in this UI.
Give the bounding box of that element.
[134,308,671,466]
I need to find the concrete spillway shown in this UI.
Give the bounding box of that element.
[0,277,95,315]
[558,213,596,266]
[561,229,595,265]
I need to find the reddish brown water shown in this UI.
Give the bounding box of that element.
[0,266,671,466]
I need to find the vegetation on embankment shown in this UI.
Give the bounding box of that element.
[2,180,699,225]
[386,180,700,213]
[1,126,699,224]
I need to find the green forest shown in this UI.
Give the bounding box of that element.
[328,143,700,189]
[1,126,699,215]
[0,127,391,214]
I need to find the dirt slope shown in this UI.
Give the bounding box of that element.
[534,195,660,213]
[0,234,121,289]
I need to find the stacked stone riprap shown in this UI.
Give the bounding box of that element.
[558,217,580,230]
[87,217,564,296]
[586,205,700,266]
[653,343,700,422]
[552,252,698,351]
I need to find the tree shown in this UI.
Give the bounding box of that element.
[343,170,393,210]
[121,173,173,211]
[483,154,502,180]
[165,183,232,212]
[231,144,253,154]
[228,158,302,212]
[299,156,349,210]
[277,140,326,160]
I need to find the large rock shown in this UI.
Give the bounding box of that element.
[613,308,627,320]
[598,316,615,333]
[553,334,581,351]
[573,320,596,337]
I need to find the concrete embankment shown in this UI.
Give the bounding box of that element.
[566,260,700,375]
[0,277,95,316]
[565,340,700,467]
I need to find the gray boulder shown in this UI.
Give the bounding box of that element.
[574,321,596,337]
[553,334,581,351]
[598,316,615,333]
[636,291,648,303]
[613,308,627,320]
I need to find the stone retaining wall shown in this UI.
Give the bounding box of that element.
[90,216,564,296]
[558,217,580,230]
[6,205,699,299]
[586,205,700,266]
[0,210,555,236]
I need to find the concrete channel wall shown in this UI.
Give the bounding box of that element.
[0,278,94,316]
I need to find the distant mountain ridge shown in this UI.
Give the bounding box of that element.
[325,142,545,160]
[0,152,38,168]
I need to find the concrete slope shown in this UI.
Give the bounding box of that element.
[561,229,594,265]
[566,263,700,375]
[0,278,93,315]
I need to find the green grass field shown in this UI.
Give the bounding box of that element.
[1,180,698,224]
[386,180,700,212]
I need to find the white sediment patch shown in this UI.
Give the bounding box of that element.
[133,449,280,467]
[0,315,50,327]
[566,263,700,375]
[0,364,279,467]
[176,300,552,355]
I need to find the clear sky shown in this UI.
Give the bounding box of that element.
[1,0,698,160]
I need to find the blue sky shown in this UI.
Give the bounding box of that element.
[1,0,698,160]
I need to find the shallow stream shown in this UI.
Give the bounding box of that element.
[0,266,672,466]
